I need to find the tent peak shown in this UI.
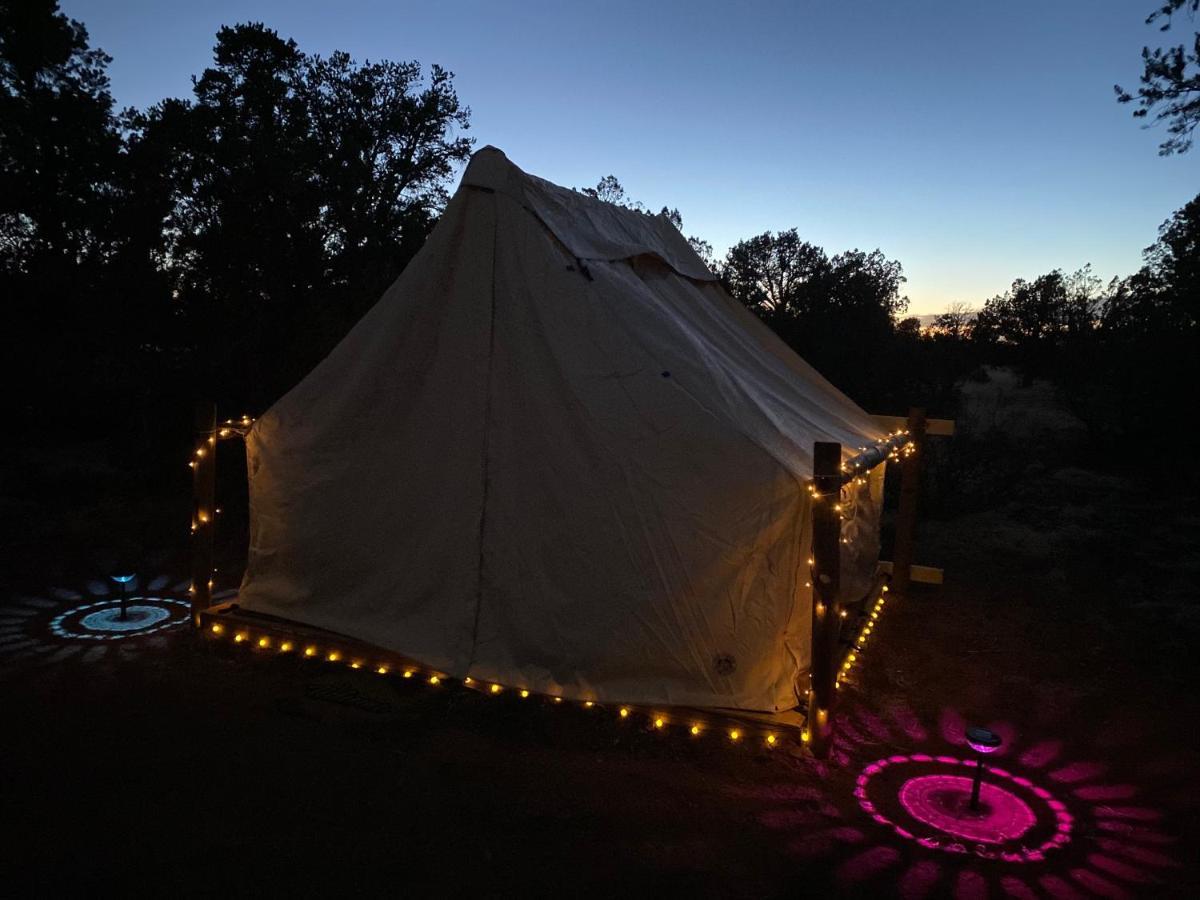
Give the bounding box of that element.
[461,146,716,283]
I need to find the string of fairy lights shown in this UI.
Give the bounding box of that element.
[204,618,786,749]
[838,583,889,689]
[191,422,913,751]
[188,417,254,529]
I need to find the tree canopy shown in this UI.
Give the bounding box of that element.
[1117,0,1200,154]
[4,2,1199,481]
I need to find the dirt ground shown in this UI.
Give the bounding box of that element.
[3,473,1198,898]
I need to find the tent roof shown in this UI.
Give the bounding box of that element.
[237,146,888,713]
[463,146,716,282]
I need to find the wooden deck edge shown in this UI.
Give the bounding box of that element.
[197,602,809,748]
[877,560,944,585]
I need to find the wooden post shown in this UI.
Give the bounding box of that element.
[891,406,926,598]
[190,400,217,628]
[807,441,842,758]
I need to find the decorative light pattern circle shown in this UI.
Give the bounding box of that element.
[899,775,1036,844]
[855,754,1073,862]
[79,605,171,633]
[49,597,189,641]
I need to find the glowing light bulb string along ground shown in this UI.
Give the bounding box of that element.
[203,617,786,750]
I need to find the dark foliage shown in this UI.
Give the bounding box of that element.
[719,230,909,408]
[4,10,471,443]
[4,1,1198,557]
[1116,0,1200,155]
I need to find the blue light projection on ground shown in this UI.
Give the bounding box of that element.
[79,605,171,633]
[50,597,189,641]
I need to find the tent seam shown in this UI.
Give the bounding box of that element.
[467,193,500,670]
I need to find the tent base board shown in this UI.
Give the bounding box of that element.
[197,601,808,745]
[876,560,943,585]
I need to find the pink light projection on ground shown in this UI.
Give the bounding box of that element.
[855,754,1073,862]
[747,701,1180,894]
[899,774,1036,844]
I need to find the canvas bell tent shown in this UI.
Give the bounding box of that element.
[225,147,891,720]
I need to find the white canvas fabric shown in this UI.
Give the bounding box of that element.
[239,147,886,713]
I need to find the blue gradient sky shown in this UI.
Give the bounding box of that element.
[64,0,1196,314]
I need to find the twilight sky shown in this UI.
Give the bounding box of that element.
[63,0,1196,314]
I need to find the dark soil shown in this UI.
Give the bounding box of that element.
[4,475,1199,899]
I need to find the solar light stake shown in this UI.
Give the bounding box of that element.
[112,573,136,621]
[966,725,1002,811]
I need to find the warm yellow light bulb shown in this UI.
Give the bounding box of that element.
[429,675,440,685]
[305,646,317,657]
[520,689,530,698]
[376,666,388,675]
[766,734,777,746]
[553,696,562,703]
[463,677,473,685]
[619,707,629,718]
[690,724,700,736]
[280,641,293,652]
[327,651,340,662]
[234,632,247,643]
[211,623,223,635]
[654,717,664,729]
[350,661,361,669]
[584,700,594,708]
[729,729,741,742]
[801,730,810,743]
[403,669,413,678]
[490,683,501,694]
[257,636,270,648]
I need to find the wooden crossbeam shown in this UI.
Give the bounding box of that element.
[871,413,955,437]
[878,561,944,586]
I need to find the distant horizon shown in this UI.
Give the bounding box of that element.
[62,0,1197,315]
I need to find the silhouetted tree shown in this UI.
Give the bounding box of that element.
[972,267,1103,372]
[930,302,976,340]
[1,0,129,427]
[0,0,119,270]
[1116,1,1200,154]
[720,231,907,405]
[577,175,714,268]
[1101,193,1198,352]
[720,230,830,318]
[126,23,472,409]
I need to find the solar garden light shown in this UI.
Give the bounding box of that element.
[111,572,136,620]
[966,725,1002,811]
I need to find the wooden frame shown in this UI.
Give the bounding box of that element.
[197,600,806,745]
[190,402,946,756]
[189,401,217,628]
[806,406,948,757]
